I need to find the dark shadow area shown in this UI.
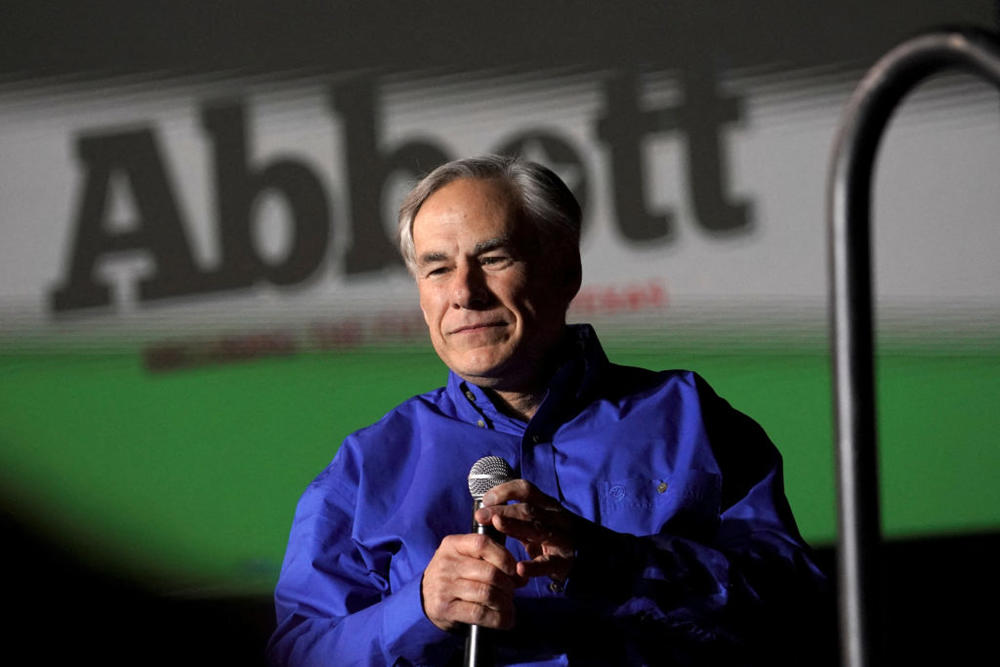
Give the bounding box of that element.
[2,507,274,666]
[810,531,998,664]
[3,504,996,665]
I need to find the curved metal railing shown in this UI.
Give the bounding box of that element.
[827,27,1000,667]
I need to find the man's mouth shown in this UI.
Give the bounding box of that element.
[451,321,506,335]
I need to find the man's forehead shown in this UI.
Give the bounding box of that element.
[412,181,524,249]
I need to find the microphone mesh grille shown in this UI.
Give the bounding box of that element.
[467,456,513,499]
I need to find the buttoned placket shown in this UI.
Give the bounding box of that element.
[449,338,597,602]
[520,420,571,599]
[456,382,493,432]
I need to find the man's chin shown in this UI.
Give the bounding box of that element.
[452,365,506,388]
[453,359,543,393]
[443,346,512,376]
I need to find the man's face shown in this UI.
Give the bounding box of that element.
[412,177,569,390]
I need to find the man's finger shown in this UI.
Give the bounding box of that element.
[475,499,541,526]
[476,502,570,544]
[447,533,520,577]
[517,555,572,582]
[444,599,516,630]
[482,479,558,508]
[489,510,556,544]
[447,575,517,609]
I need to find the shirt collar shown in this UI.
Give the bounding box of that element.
[446,372,525,434]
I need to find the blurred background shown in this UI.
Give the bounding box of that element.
[1,1,998,663]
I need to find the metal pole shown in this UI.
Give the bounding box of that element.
[827,28,1000,667]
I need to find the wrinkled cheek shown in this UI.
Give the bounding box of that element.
[416,305,443,355]
[418,291,446,332]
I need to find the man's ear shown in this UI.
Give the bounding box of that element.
[559,253,583,306]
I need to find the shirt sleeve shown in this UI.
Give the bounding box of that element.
[562,374,834,666]
[266,449,462,666]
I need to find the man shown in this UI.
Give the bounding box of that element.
[268,155,830,665]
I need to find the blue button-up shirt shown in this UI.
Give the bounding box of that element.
[268,325,828,666]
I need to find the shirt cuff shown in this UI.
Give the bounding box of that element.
[380,573,462,665]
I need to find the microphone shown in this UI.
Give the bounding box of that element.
[464,456,514,667]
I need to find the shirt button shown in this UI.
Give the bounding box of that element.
[476,420,486,428]
[548,580,564,593]
[532,434,541,443]
[657,481,668,494]
[464,391,476,402]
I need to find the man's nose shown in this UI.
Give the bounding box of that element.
[452,263,490,309]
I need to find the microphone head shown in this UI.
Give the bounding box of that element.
[468,456,513,500]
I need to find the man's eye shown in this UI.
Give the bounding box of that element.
[481,255,510,266]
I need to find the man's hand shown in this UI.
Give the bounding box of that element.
[421,533,525,632]
[475,480,576,583]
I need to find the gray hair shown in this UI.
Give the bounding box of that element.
[397,154,582,275]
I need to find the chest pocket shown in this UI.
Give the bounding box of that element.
[598,472,721,538]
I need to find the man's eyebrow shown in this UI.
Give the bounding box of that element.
[417,237,513,266]
[473,236,512,254]
[417,251,448,266]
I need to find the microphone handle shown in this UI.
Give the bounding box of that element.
[464,498,501,667]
